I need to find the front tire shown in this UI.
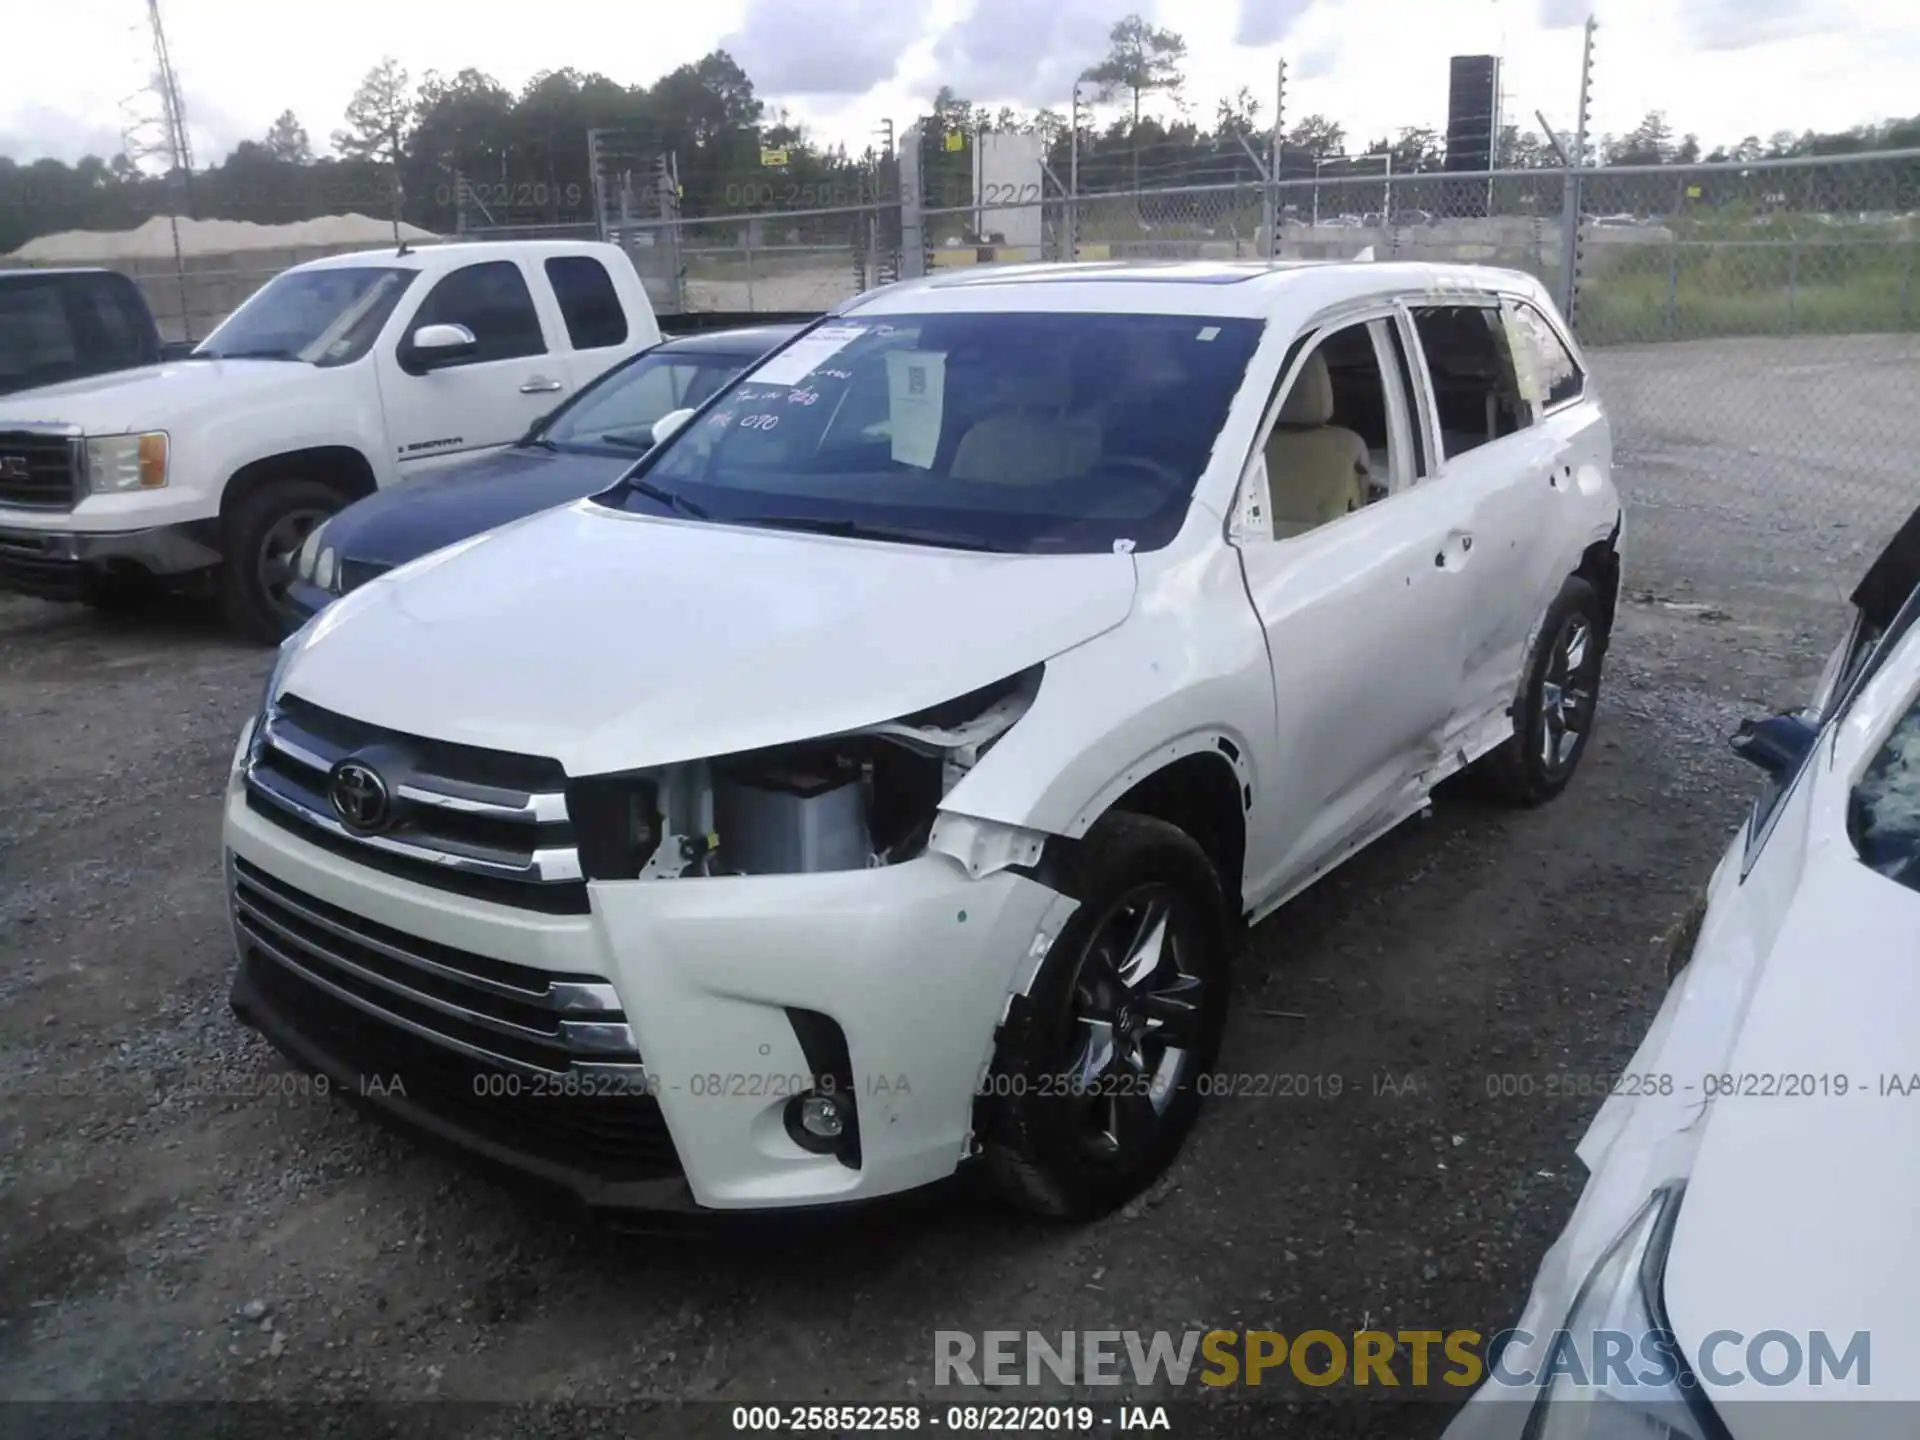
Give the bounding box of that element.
[1478,574,1608,807]
[219,477,343,644]
[978,812,1232,1219]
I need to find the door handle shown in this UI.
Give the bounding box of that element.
[519,377,564,394]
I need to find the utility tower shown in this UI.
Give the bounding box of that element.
[118,0,197,339]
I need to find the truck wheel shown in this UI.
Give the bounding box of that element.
[220,478,342,644]
[977,812,1232,1219]
[1476,574,1608,807]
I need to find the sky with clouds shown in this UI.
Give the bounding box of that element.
[4,0,1915,169]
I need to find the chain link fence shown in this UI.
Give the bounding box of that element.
[1568,151,1919,625]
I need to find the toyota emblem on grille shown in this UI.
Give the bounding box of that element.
[328,759,392,832]
[0,455,27,481]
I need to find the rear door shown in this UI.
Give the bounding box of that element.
[375,258,569,471]
[1401,297,1562,735]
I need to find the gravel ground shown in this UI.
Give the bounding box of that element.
[3,328,1904,1434]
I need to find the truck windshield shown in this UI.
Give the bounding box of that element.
[194,267,416,368]
[608,311,1264,554]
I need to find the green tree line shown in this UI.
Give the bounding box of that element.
[3,10,1917,255]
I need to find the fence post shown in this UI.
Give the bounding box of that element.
[1267,58,1286,260]
[1902,237,1914,327]
[1786,239,1799,335]
[1557,171,1580,320]
[586,130,604,241]
[898,122,926,280]
[1664,244,1679,338]
[1069,82,1083,261]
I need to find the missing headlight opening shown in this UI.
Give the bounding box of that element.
[577,667,1043,881]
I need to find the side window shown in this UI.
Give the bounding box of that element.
[544,256,628,351]
[0,284,78,384]
[1257,319,1405,540]
[1507,301,1585,410]
[409,261,545,365]
[72,280,148,367]
[1850,691,1920,895]
[1408,304,1531,459]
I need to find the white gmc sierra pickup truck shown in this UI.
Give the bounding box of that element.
[0,239,662,640]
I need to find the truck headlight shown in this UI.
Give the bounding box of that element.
[84,432,169,492]
[1522,1185,1716,1439]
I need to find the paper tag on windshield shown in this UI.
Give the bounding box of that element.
[885,350,946,468]
[751,324,868,387]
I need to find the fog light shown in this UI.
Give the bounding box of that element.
[784,1090,849,1154]
[800,1093,844,1138]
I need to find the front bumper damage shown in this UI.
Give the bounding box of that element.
[221,760,1079,1212]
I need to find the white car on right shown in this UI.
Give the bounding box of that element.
[1445,503,1920,1440]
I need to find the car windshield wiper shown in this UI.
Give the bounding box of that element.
[730,514,1002,552]
[622,476,710,520]
[596,429,657,451]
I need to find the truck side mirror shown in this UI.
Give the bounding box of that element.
[402,323,478,373]
[1730,712,1817,780]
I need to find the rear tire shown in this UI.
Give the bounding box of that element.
[1476,574,1608,807]
[978,812,1232,1219]
[219,477,343,645]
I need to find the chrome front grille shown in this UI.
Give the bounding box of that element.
[229,855,683,1182]
[229,855,636,1073]
[0,431,80,511]
[242,693,587,913]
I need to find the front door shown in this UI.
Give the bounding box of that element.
[1234,315,1482,907]
[375,258,570,473]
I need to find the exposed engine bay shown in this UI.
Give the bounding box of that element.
[622,666,1041,880]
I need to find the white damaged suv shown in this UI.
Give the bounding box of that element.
[223,260,1622,1217]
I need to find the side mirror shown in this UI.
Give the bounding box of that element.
[404,323,478,373]
[651,407,696,447]
[1730,712,1817,779]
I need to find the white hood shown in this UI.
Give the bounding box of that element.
[1662,853,1920,1418]
[281,501,1139,775]
[0,358,302,433]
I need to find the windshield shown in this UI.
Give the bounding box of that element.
[540,348,754,452]
[195,267,416,367]
[602,310,1265,554]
